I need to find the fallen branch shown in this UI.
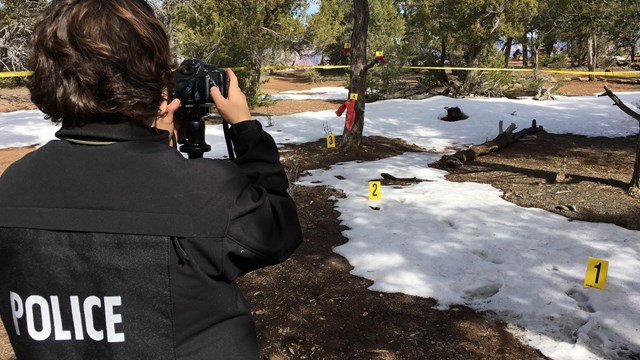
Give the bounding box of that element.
[430,119,544,169]
[601,85,640,196]
[609,79,640,85]
[601,85,640,123]
[381,173,432,184]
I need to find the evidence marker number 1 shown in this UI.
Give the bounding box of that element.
[584,257,609,290]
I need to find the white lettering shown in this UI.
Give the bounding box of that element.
[25,295,51,341]
[104,296,125,342]
[50,296,72,340]
[83,296,104,341]
[69,296,84,340]
[7,292,124,343]
[10,292,23,336]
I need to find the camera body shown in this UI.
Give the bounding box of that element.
[170,59,229,158]
[171,59,228,109]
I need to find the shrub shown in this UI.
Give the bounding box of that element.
[368,64,403,97]
[304,68,321,84]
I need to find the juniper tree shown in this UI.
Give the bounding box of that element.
[164,0,307,106]
[0,0,47,74]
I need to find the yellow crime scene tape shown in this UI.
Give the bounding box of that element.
[1,66,638,77]
[228,65,351,71]
[230,65,640,77]
[0,71,33,78]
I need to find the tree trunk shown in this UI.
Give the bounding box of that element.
[631,131,640,196]
[522,34,529,67]
[439,37,449,84]
[464,45,482,93]
[544,40,555,56]
[341,0,370,150]
[247,51,262,107]
[587,33,597,81]
[503,37,513,68]
[528,32,540,70]
[529,32,539,70]
[602,85,640,196]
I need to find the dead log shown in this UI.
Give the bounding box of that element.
[609,79,640,85]
[601,85,640,196]
[533,85,556,101]
[499,121,517,134]
[380,172,432,184]
[430,119,544,169]
[378,87,431,101]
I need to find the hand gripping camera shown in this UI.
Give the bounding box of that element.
[171,59,233,159]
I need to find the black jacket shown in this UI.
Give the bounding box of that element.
[0,119,302,359]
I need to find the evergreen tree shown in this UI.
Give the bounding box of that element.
[533,0,624,77]
[307,0,351,65]
[436,0,536,92]
[166,0,307,106]
[308,0,403,67]
[367,0,405,58]
[402,0,455,82]
[610,0,640,62]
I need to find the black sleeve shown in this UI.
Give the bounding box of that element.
[223,120,302,278]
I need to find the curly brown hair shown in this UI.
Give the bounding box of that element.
[27,0,174,126]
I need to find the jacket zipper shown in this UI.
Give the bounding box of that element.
[171,237,190,265]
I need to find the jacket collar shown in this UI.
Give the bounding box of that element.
[55,119,169,144]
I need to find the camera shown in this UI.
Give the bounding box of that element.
[172,59,229,108]
[170,59,230,158]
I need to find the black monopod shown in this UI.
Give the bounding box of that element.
[176,105,235,161]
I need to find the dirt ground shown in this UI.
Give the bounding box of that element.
[1,70,639,359]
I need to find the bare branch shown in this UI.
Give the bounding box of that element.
[601,85,640,123]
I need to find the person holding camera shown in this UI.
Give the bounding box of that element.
[0,1,302,359]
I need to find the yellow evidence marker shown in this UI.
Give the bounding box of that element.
[369,181,381,200]
[584,257,609,290]
[326,133,336,148]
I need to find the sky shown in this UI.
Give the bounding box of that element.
[307,0,319,15]
[1,88,640,360]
